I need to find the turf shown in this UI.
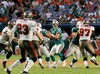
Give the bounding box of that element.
[0,55,100,74]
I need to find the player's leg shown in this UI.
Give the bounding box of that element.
[40,45,51,68]
[55,44,74,68]
[62,39,70,67]
[0,44,12,69]
[79,41,89,68]
[86,41,98,65]
[50,45,57,67]
[56,43,65,67]
[22,41,38,74]
[81,49,89,68]
[69,45,80,68]
[56,43,64,58]
[6,40,26,74]
[32,40,44,68]
[3,50,12,69]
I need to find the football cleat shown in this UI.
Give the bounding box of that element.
[6,68,11,74]
[51,61,57,68]
[38,62,44,69]
[21,71,28,74]
[62,62,66,67]
[53,64,58,68]
[69,64,77,68]
[69,64,73,68]
[90,59,98,65]
[86,66,89,69]
[47,65,51,68]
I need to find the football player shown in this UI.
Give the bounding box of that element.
[79,20,98,68]
[6,11,44,74]
[1,20,15,70]
[24,24,51,69]
[49,20,64,68]
[32,22,44,69]
[40,29,51,68]
[54,21,81,68]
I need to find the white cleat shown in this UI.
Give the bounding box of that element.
[38,62,44,69]
[51,62,56,68]
[68,64,77,68]
[90,59,98,65]
[62,62,66,67]
[47,65,52,68]
[53,63,58,68]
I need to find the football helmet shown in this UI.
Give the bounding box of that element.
[8,20,16,29]
[24,11,33,19]
[36,23,42,28]
[52,20,59,28]
[83,19,90,26]
[76,21,83,27]
[52,20,59,25]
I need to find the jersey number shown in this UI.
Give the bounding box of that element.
[80,28,90,36]
[18,24,29,35]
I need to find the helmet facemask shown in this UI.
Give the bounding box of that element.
[52,20,59,28]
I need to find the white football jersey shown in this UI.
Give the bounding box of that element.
[32,27,42,40]
[0,27,12,44]
[79,26,95,41]
[11,19,37,41]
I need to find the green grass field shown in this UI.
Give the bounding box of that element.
[0,55,100,74]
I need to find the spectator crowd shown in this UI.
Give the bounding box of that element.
[0,0,100,24]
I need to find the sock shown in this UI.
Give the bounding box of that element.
[47,61,50,67]
[23,60,34,72]
[26,57,30,62]
[50,56,55,61]
[8,60,21,71]
[45,57,50,67]
[62,60,66,64]
[57,59,62,65]
[84,61,89,67]
[38,58,42,63]
[4,58,8,62]
[70,62,73,66]
[91,56,96,60]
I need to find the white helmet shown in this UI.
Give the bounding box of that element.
[76,21,83,27]
[52,20,59,25]
[83,19,90,26]
[36,23,42,28]
[8,20,16,29]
